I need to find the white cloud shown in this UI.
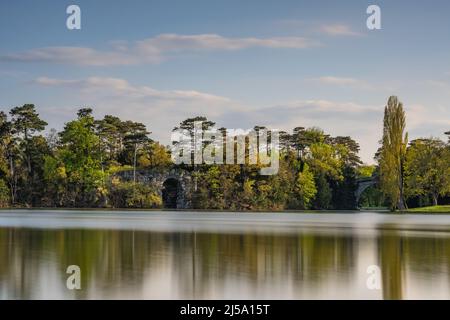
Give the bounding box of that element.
[32,77,450,164]
[319,24,362,36]
[275,20,362,37]
[3,34,319,66]
[407,103,450,130]
[4,47,144,66]
[137,34,316,51]
[34,77,82,86]
[34,76,231,103]
[32,77,384,162]
[218,99,383,163]
[33,76,239,146]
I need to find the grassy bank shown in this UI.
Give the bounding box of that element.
[407,205,450,213]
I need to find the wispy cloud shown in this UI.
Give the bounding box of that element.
[34,76,231,103]
[275,20,362,37]
[283,99,379,113]
[33,76,238,144]
[219,99,383,163]
[32,76,380,162]
[32,77,450,164]
[407,103,450,129]
[308,76,373,89]
[3,47,144,66]
[318,24,362,36]
[2,34,319,66]
[33,76,384,163]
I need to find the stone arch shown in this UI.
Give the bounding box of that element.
[114,168,193,209]
[162,178,180,208]
[157,170,192,209]
[355,177,378,207]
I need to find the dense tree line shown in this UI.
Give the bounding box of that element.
[0,105,170,208]
[0,104,363,210]
[0,101,448,210]
[182,117,363,210]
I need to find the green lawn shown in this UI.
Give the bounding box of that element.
[407,205,450,213]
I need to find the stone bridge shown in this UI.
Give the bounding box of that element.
[116,167,193,209]
[355,176,379,207]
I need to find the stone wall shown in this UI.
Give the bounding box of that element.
[115,168,193,209]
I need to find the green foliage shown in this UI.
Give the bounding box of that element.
[405,138,450,206]
[138,142,172,168]
[0,102,445,211]
[0,179,10,207]
[42,154,67,206]
[407,205,450,213]
[108,178,162,208]
[0,107,365,210]
[332,166,358,209]
[293,163,317,209]
[307,142,344,181]
[58,110,105,205]
[358,185,386,208]
[7,104,48,205]
[379,96,408,211]
[357,165,376,178]
[313,173,332,210]
[9,104,47,139]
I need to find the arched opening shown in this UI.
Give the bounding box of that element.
[162,178,179,208]
[357,184,386,209]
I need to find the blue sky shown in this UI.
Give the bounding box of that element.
[1,0,450,163]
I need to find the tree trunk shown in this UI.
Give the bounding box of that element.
[432,193,438,206]
[397,197,406,211]
[25,129,31,174]
[397,165,407,211]
[133,143,137,185]
[9,156,15,205]
[398,175,406,210]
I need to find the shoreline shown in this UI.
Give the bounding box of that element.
[0,207,449,214]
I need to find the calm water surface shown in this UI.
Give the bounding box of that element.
[0,210,450,299]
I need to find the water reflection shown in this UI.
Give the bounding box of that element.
[0,227,450,299]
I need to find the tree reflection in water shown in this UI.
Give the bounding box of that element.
[0,227,449,299]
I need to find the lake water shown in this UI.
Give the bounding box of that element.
[0,210,450,299]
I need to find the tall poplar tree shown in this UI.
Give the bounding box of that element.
[379,96,408,211]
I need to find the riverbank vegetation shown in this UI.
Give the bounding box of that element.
[0,96,448,211]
